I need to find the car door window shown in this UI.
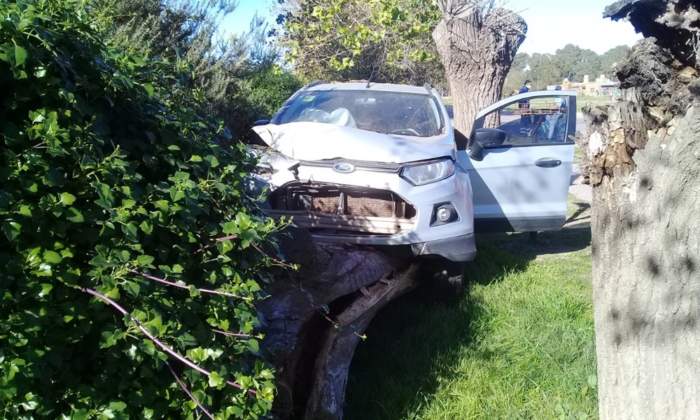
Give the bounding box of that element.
[481,96,572,146]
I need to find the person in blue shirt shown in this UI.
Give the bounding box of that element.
[519,80,532,95]
[518,80,532,130]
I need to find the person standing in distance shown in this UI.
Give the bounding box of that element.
[518,80,533,131]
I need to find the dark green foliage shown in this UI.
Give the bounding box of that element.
[238,65,303,121]
[103,0,300,141]
[0,0,277,417]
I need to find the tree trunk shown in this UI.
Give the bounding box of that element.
[590,2,700,418]
[257,229,419,419]
[433,0,527,135]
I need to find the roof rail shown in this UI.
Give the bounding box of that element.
[304,80,327,90]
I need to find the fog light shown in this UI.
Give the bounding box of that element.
[436,206,453,223]
[431,203,458,226]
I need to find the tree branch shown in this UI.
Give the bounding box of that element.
[129,269,246,300]
[81,286,254,395]
[167,362,215,420]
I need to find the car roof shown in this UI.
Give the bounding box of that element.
[304,82,433,95]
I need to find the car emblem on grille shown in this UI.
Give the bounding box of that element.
[333,162,355,174]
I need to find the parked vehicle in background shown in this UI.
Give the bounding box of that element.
[250,82,577,287]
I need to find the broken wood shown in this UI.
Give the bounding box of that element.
[257,228,419,419]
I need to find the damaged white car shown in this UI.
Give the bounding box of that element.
[250,82,576,279]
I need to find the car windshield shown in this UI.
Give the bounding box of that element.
[273,90,443,137]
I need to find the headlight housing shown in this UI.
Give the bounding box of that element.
[400,158,455,186]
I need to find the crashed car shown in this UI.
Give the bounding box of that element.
[250,82,576,283]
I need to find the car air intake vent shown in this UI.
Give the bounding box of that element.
[269,183,416,219]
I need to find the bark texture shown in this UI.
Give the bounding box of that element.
[589,1,700,418]
[258,229,419,419]
[433,0,527,134]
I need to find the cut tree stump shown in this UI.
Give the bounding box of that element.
[257,228,420,419]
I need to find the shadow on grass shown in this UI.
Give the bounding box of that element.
[344,227,591,420]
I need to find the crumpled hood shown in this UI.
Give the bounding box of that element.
[252,122,453,164]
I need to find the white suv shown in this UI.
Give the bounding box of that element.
[251,82,576,268]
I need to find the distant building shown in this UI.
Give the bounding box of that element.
[560,74,620,97]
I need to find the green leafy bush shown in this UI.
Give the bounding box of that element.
[0,0,277,417]
[238,65,303,122]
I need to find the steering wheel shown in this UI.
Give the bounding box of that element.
[390,128,421,136]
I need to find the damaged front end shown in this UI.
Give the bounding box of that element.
[266,182,417,236]
[246,101,476,262]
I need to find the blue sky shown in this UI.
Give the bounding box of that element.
[221,0,641,54]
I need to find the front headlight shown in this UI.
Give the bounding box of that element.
[400,158,455,186]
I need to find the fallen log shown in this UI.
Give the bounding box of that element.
[257,228,420,419]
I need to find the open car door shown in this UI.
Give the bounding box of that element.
[457,91,577,232]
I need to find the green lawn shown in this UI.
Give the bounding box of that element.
[345,228,596,419]
[577,95,614,112]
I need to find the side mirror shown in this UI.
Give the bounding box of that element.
[468,128,507,161]
[253,119,270,127]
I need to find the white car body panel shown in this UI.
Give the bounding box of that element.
[459,145,574,225]
[465,90,577,231]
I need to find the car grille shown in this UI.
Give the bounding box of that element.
[267,183,416,235]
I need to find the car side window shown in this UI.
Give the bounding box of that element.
[483,96,572,147]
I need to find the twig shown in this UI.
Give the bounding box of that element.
[213,329,256,339]
[167,362,215,420]
[81,287,255,395]
[129,270,245,300]
[251,243,297,270]
[195,234,238,254]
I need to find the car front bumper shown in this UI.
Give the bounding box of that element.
[255,161,477,262]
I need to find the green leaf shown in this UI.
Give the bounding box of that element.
[246,339,260,353]
[122,223,138,240]
[2,221,21,240]
[108,401,127,412]
[60,192,76,206]
[18,204,32,216]
[95,183,115,209]
[204,155,219,168]
[136,255,154,266]
[123,281,140,297]
[43,250,62,264]
[208,371,225,389]
[139,220,153,235]
[222,221,238,235]
[38,283,53,298]
[66,207,84,223]
[14,43,27,67]
[187,347,207,362]
[143,83,154,97]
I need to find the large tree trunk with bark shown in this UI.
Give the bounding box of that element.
[433,0,527,135]
[589,1,700,418]
[258,229,419,419]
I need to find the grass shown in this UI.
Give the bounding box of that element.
[345,228,596,419]
[577,95,614,112]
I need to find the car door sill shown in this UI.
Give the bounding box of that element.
[474,216,566,233]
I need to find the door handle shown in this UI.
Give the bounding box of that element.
[535,158,562,168]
